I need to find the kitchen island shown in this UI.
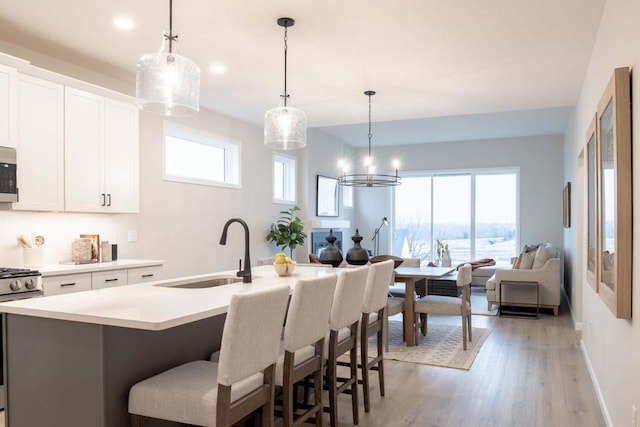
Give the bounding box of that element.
[0,264,333,427]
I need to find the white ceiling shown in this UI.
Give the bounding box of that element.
[0,0,604,146]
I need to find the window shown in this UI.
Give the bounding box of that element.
[273,153,296,203]
[163,122,240,188]
[394,169,518,265]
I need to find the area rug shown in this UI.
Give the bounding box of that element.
[384,320,491,370]
[470,287,498,316]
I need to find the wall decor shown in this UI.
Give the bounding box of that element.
[316,175,339,217]
[595,67,632,319]
[563,182,571,228]
[585,115,598,291]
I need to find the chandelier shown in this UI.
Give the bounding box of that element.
[264,17,307,150]
[135,0,200,116]
[338,91,401,187]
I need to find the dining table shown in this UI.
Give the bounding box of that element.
[393,266,456,346]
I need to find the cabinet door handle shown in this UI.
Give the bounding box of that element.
[141,274,154,278]
[105,278,119,282]
[101,193,106,206]
[107,193,112,206]
[60,282,77,287]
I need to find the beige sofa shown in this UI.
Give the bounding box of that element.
[486,245,561,315]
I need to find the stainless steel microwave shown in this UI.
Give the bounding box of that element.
[0,146,17,203]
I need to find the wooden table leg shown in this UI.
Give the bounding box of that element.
[399,278,415,346]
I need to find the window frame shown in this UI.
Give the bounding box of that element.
[272,152,297,204]
[162,121,241,189]
[392,167,520,262]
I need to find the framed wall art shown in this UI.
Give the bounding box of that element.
[585,115,598,291]
[316,175,339,217]
[563,182,571,228]
[595,67,632,319]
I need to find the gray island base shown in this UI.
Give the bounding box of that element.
[4,313,225,427]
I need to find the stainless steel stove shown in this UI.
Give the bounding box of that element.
[0,267,44,409]
[0,267,44,302]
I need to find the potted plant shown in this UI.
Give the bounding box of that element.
[437,239,451,267]
[266,206,307,257]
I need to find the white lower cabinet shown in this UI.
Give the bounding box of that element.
[92,269,128,290]
[127,265,163,285]
[43,273,92,296]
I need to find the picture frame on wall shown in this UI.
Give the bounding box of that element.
[316,175,339,217]
[563,182,571,228]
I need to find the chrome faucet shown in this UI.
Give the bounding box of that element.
[219,218,252,283]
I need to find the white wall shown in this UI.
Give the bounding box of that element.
[353,135,566,258]
[565,0,640,425]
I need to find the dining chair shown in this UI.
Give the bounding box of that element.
[128,285,290,427]
[360,259,395,413]
[276,274,337,427]
[324,264,369,427]
[414,263,473,349]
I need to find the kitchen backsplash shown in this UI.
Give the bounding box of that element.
[0,211,124,268]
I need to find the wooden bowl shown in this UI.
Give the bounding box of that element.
[369,255,404,269]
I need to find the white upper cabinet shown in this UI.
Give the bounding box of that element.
[14,74,64,211]
[64,87,139,213]
[0,64,17,148]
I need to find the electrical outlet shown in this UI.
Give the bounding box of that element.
[632,404,637,427]
[127,230,138,243]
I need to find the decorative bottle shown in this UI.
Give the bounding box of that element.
[346,228,369,265]
[318,229,343,267]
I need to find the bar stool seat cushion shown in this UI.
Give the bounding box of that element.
[129,360,263,426]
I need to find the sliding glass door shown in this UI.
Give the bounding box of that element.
[393,170,518,266]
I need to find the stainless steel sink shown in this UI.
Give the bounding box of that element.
[155,276,242,289]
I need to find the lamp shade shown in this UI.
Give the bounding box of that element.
[264,101,307,150]
[135,32,200,116]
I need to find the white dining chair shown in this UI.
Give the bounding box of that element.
[276,274,337,427]
[128,285,290,427]
[414,263,473,350]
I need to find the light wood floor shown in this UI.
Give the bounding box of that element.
[0,294,604,427]
[332,295,605,427]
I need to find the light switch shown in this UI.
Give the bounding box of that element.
[127,230,138,243]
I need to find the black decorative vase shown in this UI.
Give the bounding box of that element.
[346,228,369,265]
[319,229,343,267]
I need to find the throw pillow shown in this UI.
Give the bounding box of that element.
[532,244,555,269]
[513,244,537,269]
[518,251,536,269]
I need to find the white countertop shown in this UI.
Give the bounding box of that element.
[39,259,165,276]
[0,265,336,331]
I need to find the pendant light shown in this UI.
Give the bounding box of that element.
[264,17,307,150]
[338,91,401,187]
[135,0,200,116]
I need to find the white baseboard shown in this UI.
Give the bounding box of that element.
[580,339,613,427]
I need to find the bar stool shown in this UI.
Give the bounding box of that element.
[324,265,369,427]
[360,259,395,413]
[128,285,290,427]
[276,274,338,427]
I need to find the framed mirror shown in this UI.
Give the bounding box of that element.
[316,175,339,217]
[586,116,598,291]
[596,67,631,319]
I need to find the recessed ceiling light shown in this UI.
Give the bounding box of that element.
[209,64,226,75]
[113,17,135,31]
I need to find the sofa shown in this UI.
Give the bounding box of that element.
[486,244,561,316]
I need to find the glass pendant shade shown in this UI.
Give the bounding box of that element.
[136,31,200,116]
[264,98,307,149]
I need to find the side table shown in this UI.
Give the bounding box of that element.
[498,280,539,319]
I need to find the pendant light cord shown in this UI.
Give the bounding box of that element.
[283,24,289,106]
[165,0,177,54]
[367,92,373,159]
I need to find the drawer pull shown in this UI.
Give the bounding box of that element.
[141,274,154,278]
[105,278,119,282]
[60,282,77,287]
